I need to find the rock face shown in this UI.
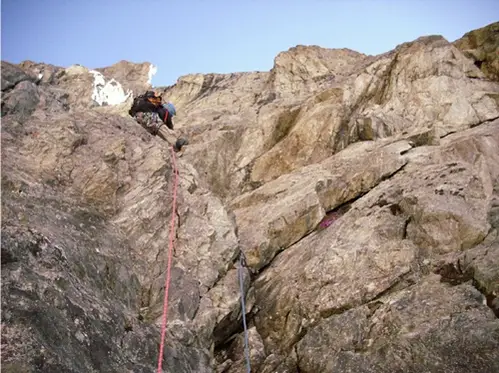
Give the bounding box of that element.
[96,60,156,96]
[161,34,499,200]
[18,60,63,85]
[268,46,368,99]
[3,59,154,113]
[454,21,499,82]
[2,23,499,373]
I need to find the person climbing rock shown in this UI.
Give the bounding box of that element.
[129,91,188,152]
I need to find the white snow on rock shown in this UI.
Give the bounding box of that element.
[89,70,131,106]
[38,73,43,80]
[148,64,158,86]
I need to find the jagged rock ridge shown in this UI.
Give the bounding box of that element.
[2,21,499,373]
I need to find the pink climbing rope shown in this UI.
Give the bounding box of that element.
[157,145,179,373]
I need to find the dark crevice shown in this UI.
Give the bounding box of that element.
[470,115,499,128]
[214,333,239,354]
[213,307,254,351]
[374,51,400,105]
[212,315,248,348]
[434,260,499,318]
[471,278,499,318]
[380,162,408,182]
[213,286,255,348]
[203,249,245,304]
[140,284,152,309]
[474,281,499,318]
[325,196,356,215]
[332,63,387,153]
[434,260,474,286]
[369,270,416,304]
[372,277,413,304]
[319,304,353,319]
[174,209,181,256]
[440,129,458,139]
[295,344,303,373]
[440,116,499,139]
[367,300,384,313]
[1,245,19,265]
[270,107,301,146]
[319,271,414,321]
[389,203,403,216]
[237,159,263,195]
[317,199,354,230]
[468,75,488,81]
[402,216,412,239]
[252,248,283,276]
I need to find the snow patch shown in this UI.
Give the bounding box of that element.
[89,70,131,106]
[38,73,43,80]
[148,64,157,86]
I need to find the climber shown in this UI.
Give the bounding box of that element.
[129,91,188,152]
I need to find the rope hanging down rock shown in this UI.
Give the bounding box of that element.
[238,251,251,373]
[157,145,179,373]
[155,145,250,373]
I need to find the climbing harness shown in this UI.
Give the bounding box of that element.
[238,251,251,373]
[156,145,179,373]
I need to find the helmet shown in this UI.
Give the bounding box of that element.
[164,102,176,117]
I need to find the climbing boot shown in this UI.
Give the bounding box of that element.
[174,137,189,152]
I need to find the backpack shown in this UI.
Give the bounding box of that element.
[129,91,161,116]
[164,102,176,117]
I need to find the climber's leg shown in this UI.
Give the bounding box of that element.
[157,125,189,152]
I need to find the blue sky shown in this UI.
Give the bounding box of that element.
[2,0,498,87]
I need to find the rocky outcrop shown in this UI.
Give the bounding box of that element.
[454,21,499,82]
[1,106,216,371]
[1,61,38,91]
[2,22,499,373]
[95,60,156,96]
[157,34,499,201]
[248,35,499,186]
[3,60,155,113]
[18,60,63,85]
[251,121,499,368]
[268,45,369,99]
[295,274,499,373]
[231,138,413,271]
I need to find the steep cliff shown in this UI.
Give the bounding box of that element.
[2,22,499,373]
